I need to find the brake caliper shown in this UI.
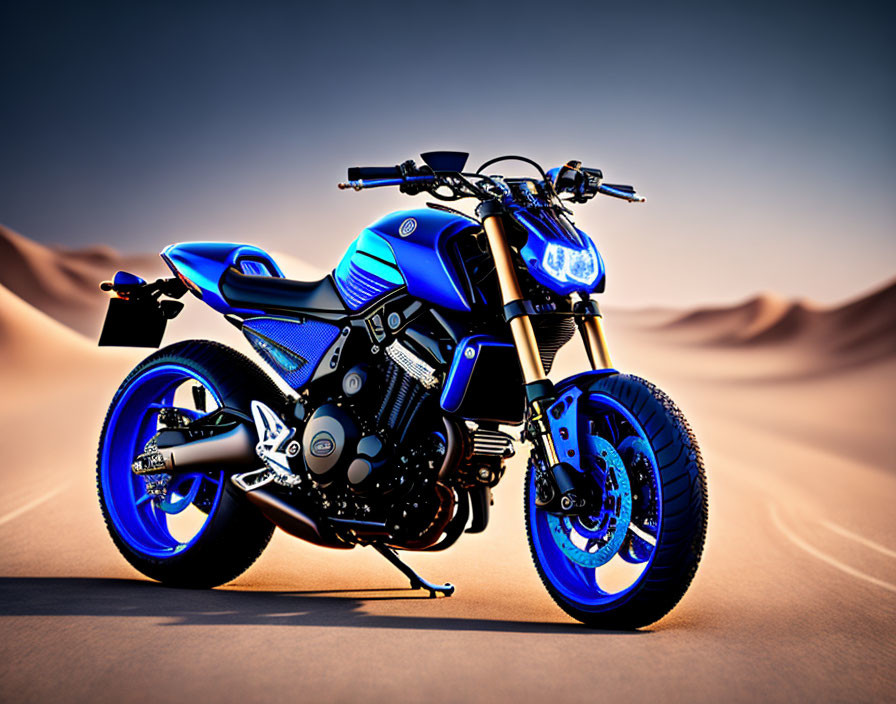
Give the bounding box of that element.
[546,435,632,568]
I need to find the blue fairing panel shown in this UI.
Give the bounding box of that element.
[515,209,606,296]
[161,242,284,315]
[334,230,405,310]
[440,334,516,413]
[335,208,480,312]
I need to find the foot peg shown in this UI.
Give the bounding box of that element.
[371,544,455,598]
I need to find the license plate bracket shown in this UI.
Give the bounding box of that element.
[98,297,168,348]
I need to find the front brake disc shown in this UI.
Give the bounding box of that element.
[546,435,632,567]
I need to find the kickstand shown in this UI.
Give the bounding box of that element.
[371,544,455,598]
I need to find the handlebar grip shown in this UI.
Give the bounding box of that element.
[597,183,646,202]
[347,165,402,181]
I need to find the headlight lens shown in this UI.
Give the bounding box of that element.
[541,243,599,285]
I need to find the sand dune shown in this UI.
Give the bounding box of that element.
[0,282,132,402]
[661,279,896,367]
[0,225,165,338]
[0,282,91,359]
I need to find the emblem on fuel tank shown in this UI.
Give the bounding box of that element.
[398,218,417,237]
[310,431,336,457]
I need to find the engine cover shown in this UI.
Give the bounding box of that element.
[302,403,359,485]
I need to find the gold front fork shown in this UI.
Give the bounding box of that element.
[581,313,613,370]
[480,210,559,465]
[481,212,546,384]
[480,207,613,510]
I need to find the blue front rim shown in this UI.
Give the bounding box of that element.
[529,392,662,609]
[100,364,226,559]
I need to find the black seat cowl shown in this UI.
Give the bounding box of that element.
[220,267,347,316]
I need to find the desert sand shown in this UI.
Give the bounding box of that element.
[0,230,893,703]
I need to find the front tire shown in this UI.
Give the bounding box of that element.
[97,340,284,588]
[526,373,707,629]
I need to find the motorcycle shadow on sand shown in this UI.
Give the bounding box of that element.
[0,577,648,634]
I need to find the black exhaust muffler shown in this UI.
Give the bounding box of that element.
[132,422,257,475]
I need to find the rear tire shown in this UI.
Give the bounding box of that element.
[97,340,285,588]
[526,373,707,629]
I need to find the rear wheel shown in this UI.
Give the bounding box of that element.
[526,373,707,628]
[97,340,284,588]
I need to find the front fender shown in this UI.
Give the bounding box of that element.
[545,368,618,463]
[552,368,618,396]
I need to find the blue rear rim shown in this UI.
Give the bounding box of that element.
[528,392,663,609]
[99,364,226,559]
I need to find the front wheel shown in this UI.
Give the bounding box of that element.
[526,373,707,629]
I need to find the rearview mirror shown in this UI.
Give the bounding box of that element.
[420,151,469,172]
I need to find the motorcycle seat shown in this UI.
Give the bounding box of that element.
[220,267,347,315]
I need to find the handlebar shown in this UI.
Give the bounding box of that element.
[337,174,436,191]
[339,160,437,193]
[337,155,646,204]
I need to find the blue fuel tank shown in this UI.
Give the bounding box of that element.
[334,208,480,312]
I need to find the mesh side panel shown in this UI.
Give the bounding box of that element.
[243,317,340,389]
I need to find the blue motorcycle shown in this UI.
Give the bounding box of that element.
[96,152,707,628]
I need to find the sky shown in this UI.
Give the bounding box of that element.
[1,0,893,307]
